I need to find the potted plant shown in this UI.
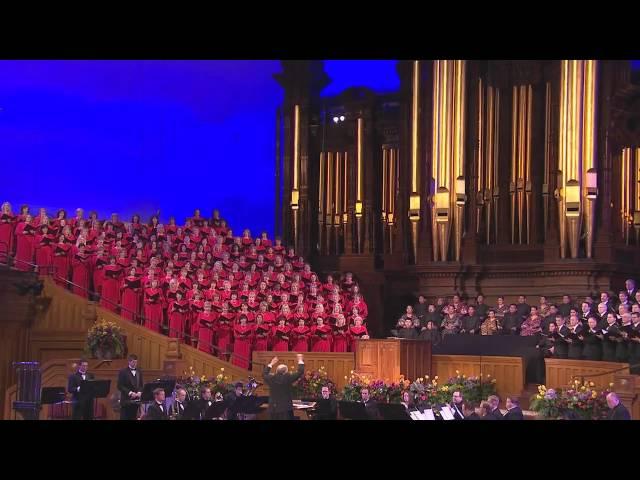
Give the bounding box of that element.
[87,319,126,359]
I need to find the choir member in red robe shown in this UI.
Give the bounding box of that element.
[120,267,142,322]
[232,315,253,369]
[215,310,233,361]
[311,303,327,325]
[101,258,123,312]
[332,315,349,352]
[258,302,275,325]
[188,293,204,345]
[52,235,72,285]
[143,279,164,333]
[71,245,92,298]
[0,202,15,258]
[92,249,108,294]
[271,317,291,352]
[197,301,216,354]
[34,225,54,275]
[347,293,369,320]
[291,318,311,352]
[311,317,332,352]
[253,314,271,352]
[15,214,35,271]
[348,316,370,352]
[168,291,189,340]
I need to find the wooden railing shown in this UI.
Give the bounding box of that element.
[544,359,629,390]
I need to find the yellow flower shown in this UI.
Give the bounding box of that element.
[536,394,542,400]
[589,382,595,387]
[491,379,497,384]
[350,370,354,374]
[609,382,614,388]
[592,392,597,399]
[344,376,348,380]
[434,376,439,380]
[425,375,430,380]
[220,368,224,372]
[455,370,460,375]
[462,375,466,379]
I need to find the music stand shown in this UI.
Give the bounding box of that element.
[84,380,111,420]
[203,401,229,420]
[377,403,412,421]
[41,387,65,405]
[233,396,268,419]
[338,401,369,420]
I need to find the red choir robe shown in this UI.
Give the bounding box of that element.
[293,311,311,327]
[215,317,233,360]
[34,233,55,274]
[232,324,253,369]
[71,252,92,298]
[271,325,291,351]
[197,311,217,354]
[52,242,72,285]
[253,324,271,352]
[291,326,311,352]
[311,324,332,352]
[331,324,349,352]
[143,287,164,333]
[168,299,189,340]
[347,300,369,319]
[120,275,142,322]
[15,221,36,271]
[0,212,15,257]
[348,325,369,351]
[101,265,123,312]
[92,255,108,294]
[189,299,205,344]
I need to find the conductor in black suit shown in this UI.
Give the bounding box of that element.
[67,358,95,420]
[144,388,169,420]
[117,354,144,420]
[314,385,338,420]
[503,396,524,420]
[262,354,305,420]
[606,392,631,420]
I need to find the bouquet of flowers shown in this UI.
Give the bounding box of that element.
[441,371,497,405]
[341,371,370,402]
[176,366,234,400]
[292,366,336,399]
[409,377,437,405]
[340,372,411,403]
[530,380,613,420]
[86,319,125,358]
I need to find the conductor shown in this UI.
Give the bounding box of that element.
[262,354,305,420]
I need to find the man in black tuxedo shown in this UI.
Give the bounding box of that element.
[450,390,465,420]
[359,387,380,420]
[314,386,337,420]
[189,386,215,420]
[223,382,245,420]
[117,354,143,420]
[144,388,168,420]
[169,387,189,420]
[554,315,570,359]
[67,359,95,420]
[625,279,637,304]
[606,392,631,420]
[263,354,305,420]
[503,396,524,420]
[463,402,481,420]
[486,395,504,420]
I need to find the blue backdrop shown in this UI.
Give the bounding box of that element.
[0,60,400,236]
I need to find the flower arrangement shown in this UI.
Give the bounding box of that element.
[434,371,497,405]
[292,366,337,399]
[86,319,125,359]
[340,372,411,403]
[529,380,612,420]
[176,366,234,400]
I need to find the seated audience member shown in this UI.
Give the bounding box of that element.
[419,320,441,344]
[480,309,499,335]
[500,304,522,335]
[391,318,417,339]
[460,305,480,335]
[520,306,542,336]
[441,305,461,335]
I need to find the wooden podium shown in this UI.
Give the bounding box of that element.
[354,338,432,381]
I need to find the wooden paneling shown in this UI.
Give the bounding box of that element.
[432,355,525,399]
[354,339,431,382]
[545,359,630,390]
[252,352,355,391]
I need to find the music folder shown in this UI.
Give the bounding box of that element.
[377,403,412,421]
[41,387,66,405]
[440,405,455,420]
[203,401,228,420]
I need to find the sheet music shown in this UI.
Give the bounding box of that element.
[409,411,423,420]
[423,409,435,420]
[440,406,455,420]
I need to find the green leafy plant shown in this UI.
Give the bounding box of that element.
[86,319,125,358]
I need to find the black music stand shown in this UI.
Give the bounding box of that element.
[233,395,268,419]
[41,387,66,405]
[203,401,229,420]
[84,379,111,420]
[377,403,412,421]
[338,401,369,420]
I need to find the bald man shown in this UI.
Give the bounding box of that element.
[263,354,304,420]
[606,392,631,420]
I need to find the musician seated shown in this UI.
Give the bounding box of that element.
[223,382,245,420]
[358,387,380,420]
[169,388,189,420]
[314,386,337,420]
[463,402,481,420]
[400,391,415,411]
[144,388,169,420]
[192,386,214,420]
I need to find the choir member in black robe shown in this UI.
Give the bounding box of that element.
[601,313,621,362]
[566,316,584,359]
[553,315,570,359]
[581,316,603,361]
